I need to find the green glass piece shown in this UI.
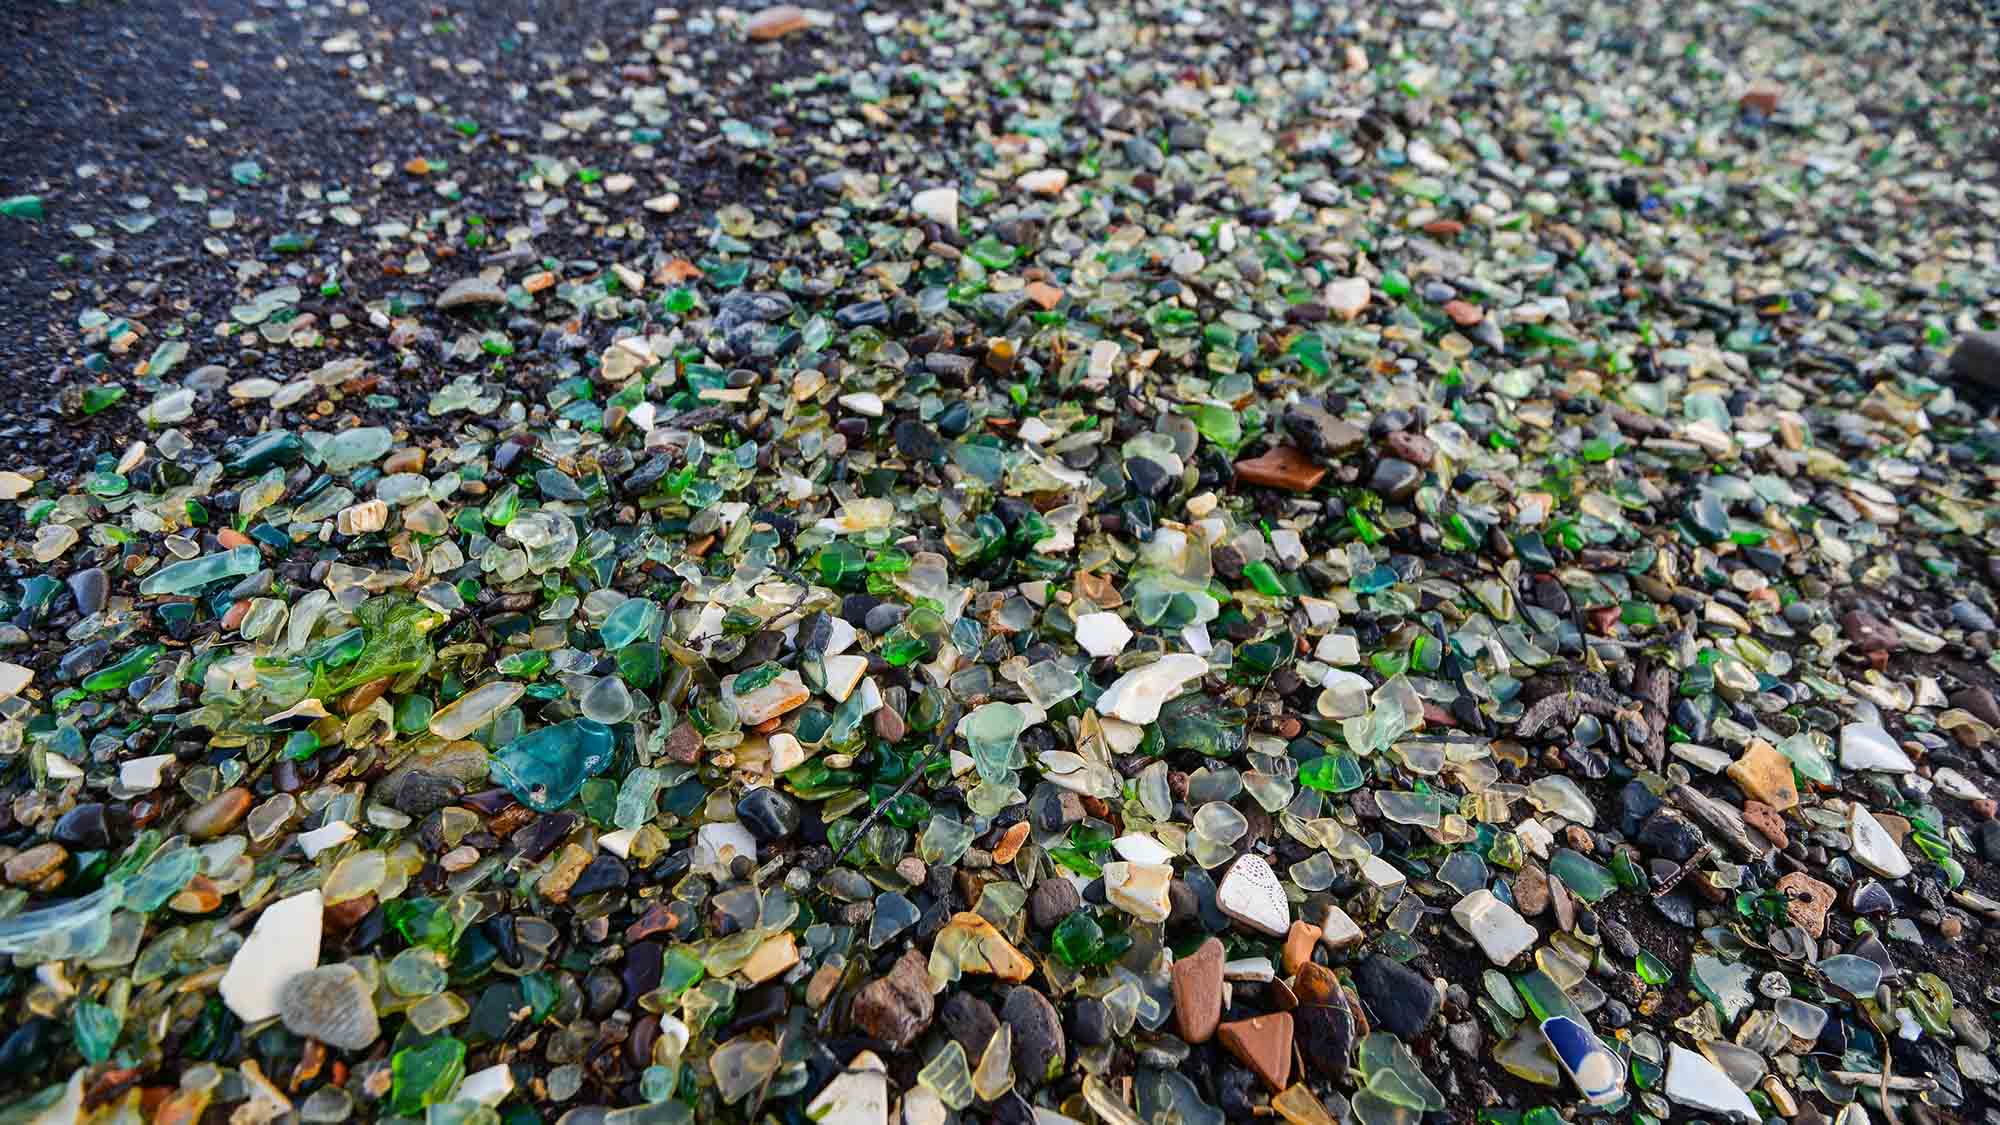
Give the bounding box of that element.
[1634,951,1671,985]
[390,1037,467,1116]
[600,598,660,650]
[881,628,930,666]
[1242,560,1285,597]
[71,999,121,1064]
[81,385,126,414]
[1512,968,1582,1023]
[489,719,617,811]
[1299,752,1366,793]
[139,546,261,595]
[968,235,1019,269]
[308,596,439,699]
[1547,848,1616,903]
[615,767,667,830]
[82,643,164,693]
[387,898,465,953]
[732,662,784,695]
[0,195,45,220]
[282,730,321,761]
[225,431,304,475]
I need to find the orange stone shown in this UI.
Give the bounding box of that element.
[1218,1011,1294,1091]
[1442,299,1483,326]
[1233,446,1326,492]
[991,821,1031,865]
[1023,281,1064,310]
[745,5,810,40]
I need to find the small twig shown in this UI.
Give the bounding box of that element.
[1874,983,1900,1125]
[828,701,960,870]
[746,1028,786,1120]
[1828,1071,1931,1093]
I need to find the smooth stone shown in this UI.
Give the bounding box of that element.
[1072,998,1111,1047]
[1848,806,1912,878]
[1074,612,1134,658]
[910,187,959,228]
[1451,890,1538,965]
[1355,954,1437,1038]
[436,276,507,310]
[52,804,114,851]
[1001,986,1065,1086]
[1324,277,1371,319]
[185,787,253,840]
[1839,724,1915,774]
[938,992,999,1060]
[1217,1012,1293,1091]
[220,889,323,1022]
[278,963,380,1050]
[4,843,66,885]
[735,787,801,842]
[1316,904,1365,950]
[1112,834,1174,865]
[66,568,108,616]
[1029,878,1083,930]
[1170,937,1226,1044]
[1367,458,1422,502]
[1636,808,1704,862]
[808,1050,889,1125]
[1216,854,1291,936]
[1095,654,1208,724]
[1665,1044,1759,1122]
[1947,332,2000,392]
[1282,403,1367,457]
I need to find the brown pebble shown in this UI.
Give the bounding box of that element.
[4,842,69,886]
[1442,299,1483,326]
[382,448,426,474]
[744,4,810,39]
[184,788,253,840]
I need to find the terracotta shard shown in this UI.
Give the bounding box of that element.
[1233,445,1326,492]
[1170,936,1225,1044]
[1218,1011,1294,1091]
[1282,921,1322,976]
